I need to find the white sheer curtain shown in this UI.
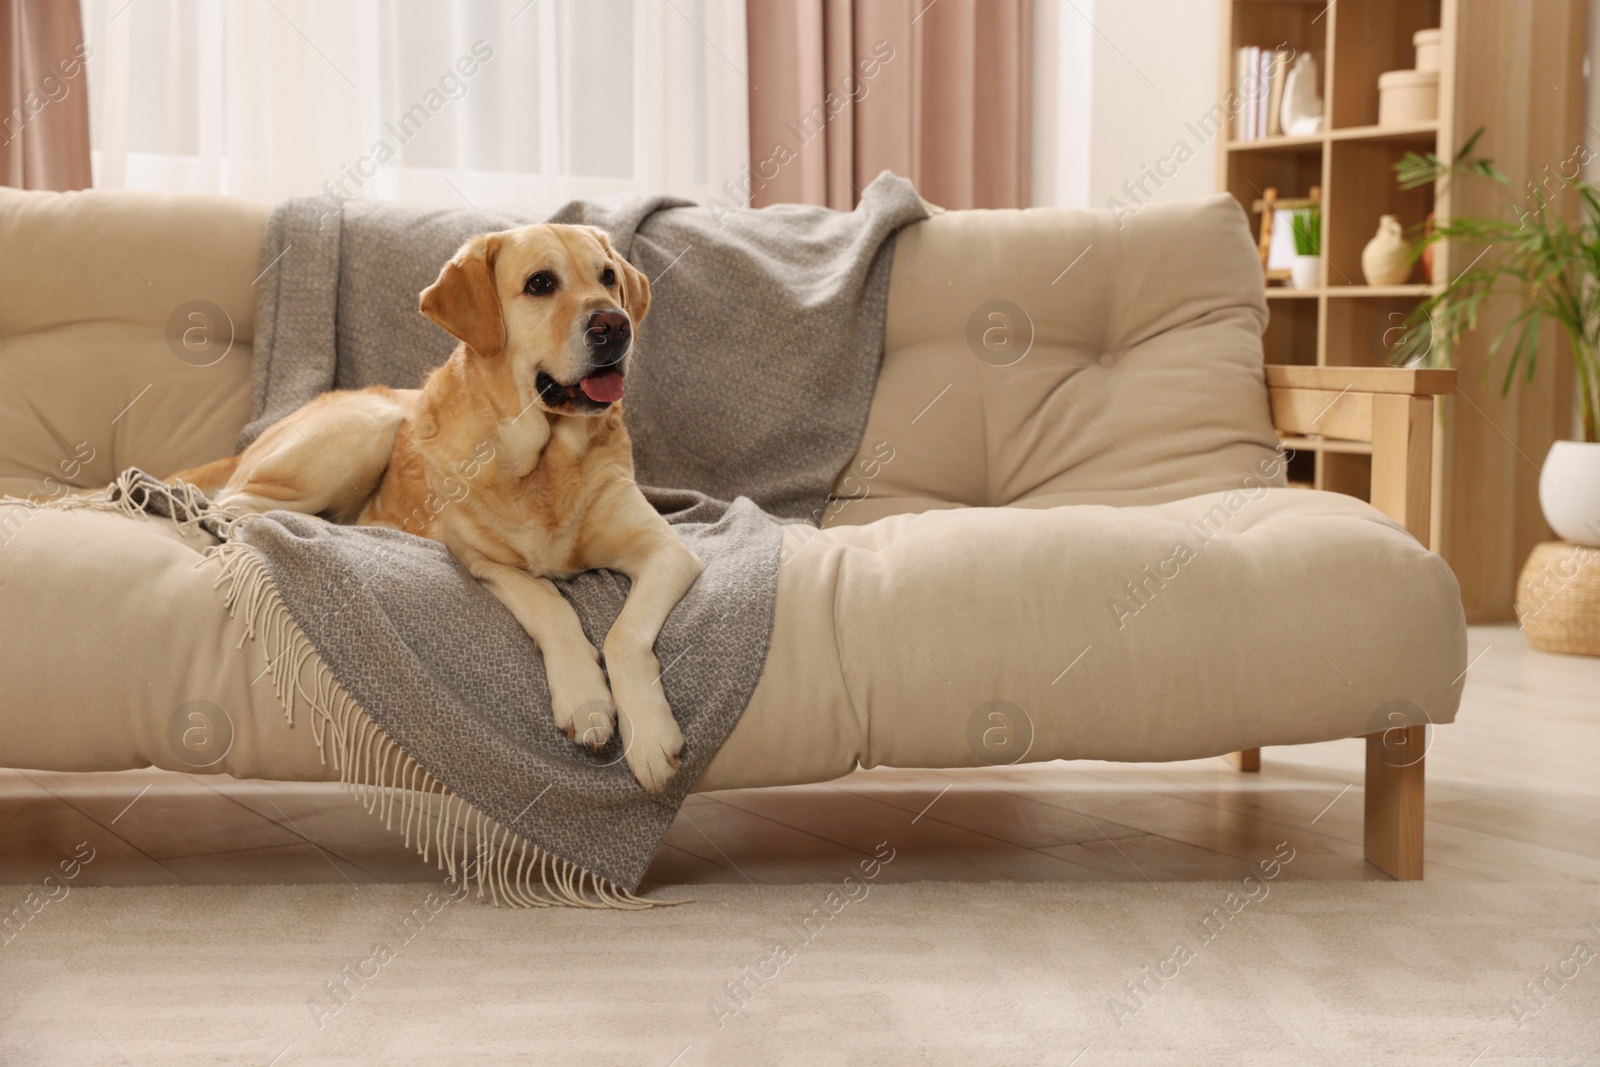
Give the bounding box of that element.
[79,0,749,213]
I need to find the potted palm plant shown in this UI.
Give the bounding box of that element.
[1391,135,1600,547]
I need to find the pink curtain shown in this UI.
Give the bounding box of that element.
[1,0,93,190]
[745,0,1030,210]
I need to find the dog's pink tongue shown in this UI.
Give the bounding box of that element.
[580,371,625,403]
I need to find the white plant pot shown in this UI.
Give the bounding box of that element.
[1290,255,1323,290]
[1539,440,1600,546]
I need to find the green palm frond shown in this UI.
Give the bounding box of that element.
[1394,127,1507,191]
[1390,132,1600,442]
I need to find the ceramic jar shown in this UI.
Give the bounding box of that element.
[1378,69,1439,125]
[1413,29,1441,73]
[1362,216,1412,286]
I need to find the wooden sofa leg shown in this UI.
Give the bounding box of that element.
[1364,727,1425,879]
[1224,748,1261,772]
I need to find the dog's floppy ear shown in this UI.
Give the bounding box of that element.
[615,251,651,325]
[420,233,504,358]
[587,227,651,326]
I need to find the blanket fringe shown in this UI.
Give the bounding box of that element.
[205,541,660,909]
[205,541,661,909]
[23,471,257,541]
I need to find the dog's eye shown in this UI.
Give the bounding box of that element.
[601,267,616,287]
[524,271,557,296]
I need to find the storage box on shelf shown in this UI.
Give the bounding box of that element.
[1217,0,1585,620]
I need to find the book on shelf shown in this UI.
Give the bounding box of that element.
[1257,49,1270,138]
[1233,45,1293,141]
[1234,47,1257,140]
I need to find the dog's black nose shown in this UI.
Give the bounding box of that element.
[586,309,631,355]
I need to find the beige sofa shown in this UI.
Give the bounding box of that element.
[0,188,1464,880]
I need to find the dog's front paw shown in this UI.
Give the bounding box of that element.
[548,649,616,748]
[560,695,617,748]
[617,696,684,793]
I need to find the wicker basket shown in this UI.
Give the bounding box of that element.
[1516,541,1600,656]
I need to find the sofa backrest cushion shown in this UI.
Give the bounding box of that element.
[826,194,1284,526]
[0,188,1282,518]
[0,189,268,497]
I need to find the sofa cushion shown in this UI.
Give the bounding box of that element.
[698,486,1467,789]
[0,503,334,782]
[0,190,1278,520]
[0,488,1466,793]
[0,189,269,493]
[828,195,1282,524]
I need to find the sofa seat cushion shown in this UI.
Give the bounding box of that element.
[0,503,336,782]
[697,486,1467,789]
[0,488,1466,794]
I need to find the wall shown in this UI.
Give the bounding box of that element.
[1031,0,1220,211]
[1037,0,1600,208]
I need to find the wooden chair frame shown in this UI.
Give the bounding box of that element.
[1229,365,1454,881]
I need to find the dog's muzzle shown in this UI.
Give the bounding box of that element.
[586,309,631,368]
[535,309,633,409]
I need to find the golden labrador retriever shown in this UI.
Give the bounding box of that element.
[174,224,704,792]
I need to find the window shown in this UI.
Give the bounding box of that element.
[81,0,748,213]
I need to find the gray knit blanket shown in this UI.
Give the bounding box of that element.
[198,174,927,900]
[246,172,927,520]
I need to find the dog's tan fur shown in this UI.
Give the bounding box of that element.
[173,224,703,792]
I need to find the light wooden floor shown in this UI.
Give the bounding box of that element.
[3,624,1596,889]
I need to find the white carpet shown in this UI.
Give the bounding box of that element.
[4,880,1599,1066]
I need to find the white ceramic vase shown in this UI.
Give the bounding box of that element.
[1282,53,1324,136]
[1362,215,1412,285]
[1539,440,1600,546]
[1290,255,1323,290]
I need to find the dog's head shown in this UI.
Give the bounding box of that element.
[419,223,651,416]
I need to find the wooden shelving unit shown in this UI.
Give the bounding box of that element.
[1218,0,1586,620]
